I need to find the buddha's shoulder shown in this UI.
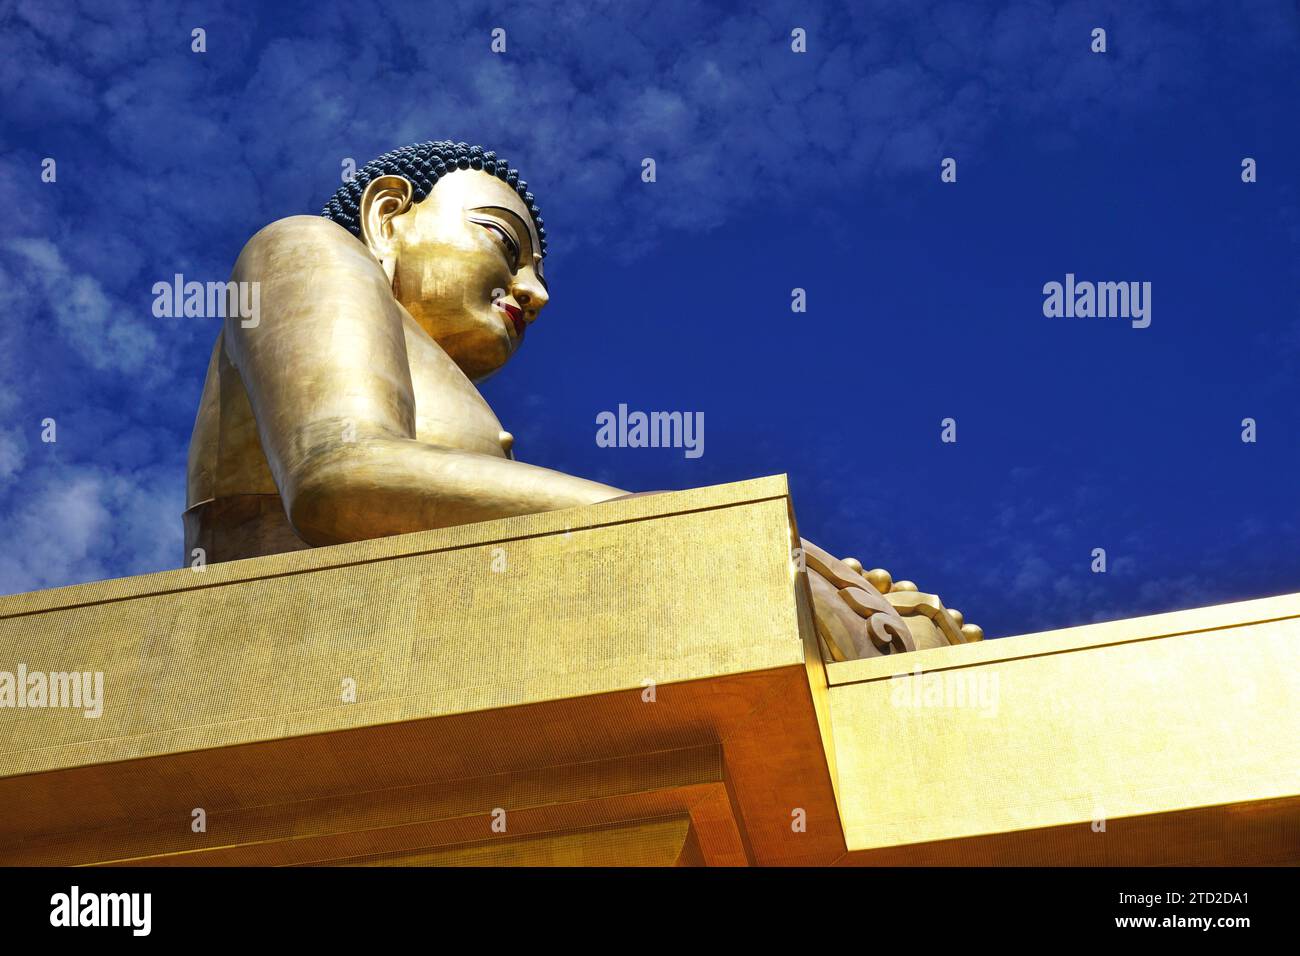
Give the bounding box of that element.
[235,215,377,274]
[245,214,353,247]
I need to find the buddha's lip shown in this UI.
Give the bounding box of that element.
[499,302,526,338]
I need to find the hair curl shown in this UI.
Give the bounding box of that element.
[321,140,546,256]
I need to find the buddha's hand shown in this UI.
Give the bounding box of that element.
[797,539,916,661]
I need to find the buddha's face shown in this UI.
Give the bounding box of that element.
[363,169,548,381]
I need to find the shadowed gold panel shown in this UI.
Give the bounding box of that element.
[317,816,698,867]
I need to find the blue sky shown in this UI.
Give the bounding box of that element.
[1,0,1297,637]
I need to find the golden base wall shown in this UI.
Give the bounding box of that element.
[0,476,1296,865]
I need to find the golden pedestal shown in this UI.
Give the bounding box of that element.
[1,476,1296,865]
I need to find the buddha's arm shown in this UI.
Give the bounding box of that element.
[224,216,624,546]
[287,439,625,545]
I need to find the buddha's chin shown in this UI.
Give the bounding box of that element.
[444,325,514,382]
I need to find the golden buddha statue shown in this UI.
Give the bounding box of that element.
[185,140,980,660]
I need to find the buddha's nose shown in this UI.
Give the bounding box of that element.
[511,277,548,322]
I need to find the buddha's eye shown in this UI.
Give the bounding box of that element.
[476,220,519,263]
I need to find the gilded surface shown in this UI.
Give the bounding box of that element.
[1,478,844,866]
[829,593,1300,864]
[1,477,1294,865]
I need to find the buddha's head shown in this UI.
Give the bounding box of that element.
[322,141,548,382]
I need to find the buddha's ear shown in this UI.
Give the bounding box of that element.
[358,175,415,272]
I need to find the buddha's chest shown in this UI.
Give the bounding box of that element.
[403,320,511,459]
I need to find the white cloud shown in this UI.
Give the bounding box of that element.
[0,463,182,596]
[0,238,165,381]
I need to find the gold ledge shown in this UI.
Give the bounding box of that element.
[0,474,792,619]
[0,476,809,778]
[827,596,1300,860]
[1,476,847,867]
[827,589,1300,685]
[1,475,1295,866]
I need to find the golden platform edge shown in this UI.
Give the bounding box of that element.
[1,476,1296,865]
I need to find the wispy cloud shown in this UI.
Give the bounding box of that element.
[0,464,182,594]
